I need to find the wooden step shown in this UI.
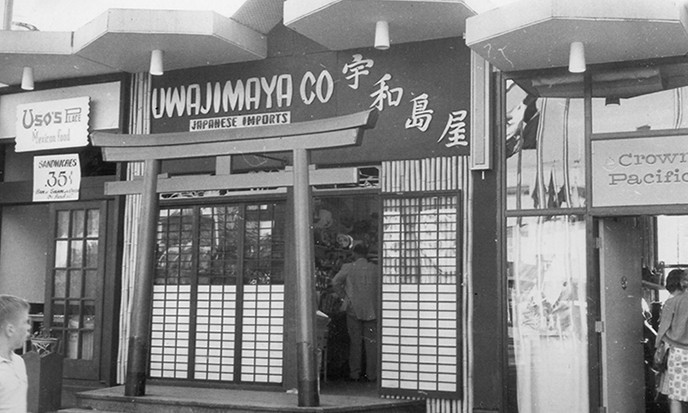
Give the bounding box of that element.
[74,385,426,413]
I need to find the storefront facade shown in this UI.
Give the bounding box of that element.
[4,1,688,412]
[0,3,478,409]
[0,76,127,387]
[115,23,473,405]
[467,1,688,412]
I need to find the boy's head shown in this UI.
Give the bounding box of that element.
[666,269,686,294]
[0,295,31,351]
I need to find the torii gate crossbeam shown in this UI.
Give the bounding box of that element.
[91,110,377,407]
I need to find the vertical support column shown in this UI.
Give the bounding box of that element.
[0,0,13,30]
[292,148,319,407]
[125,159,160,396]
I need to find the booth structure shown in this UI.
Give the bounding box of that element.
[92,110,379,405]
[2,1,688,412]
[466,1,688,412]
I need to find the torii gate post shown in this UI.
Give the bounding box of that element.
[92,110,377,406]
[292,147,318,405]
[125,158,159,396]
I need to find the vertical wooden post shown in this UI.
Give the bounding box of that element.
[292,148,319,407]
[0,0,13,30]
[125,159,160,396]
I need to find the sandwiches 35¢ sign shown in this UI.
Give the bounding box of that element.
[33,154,81,202]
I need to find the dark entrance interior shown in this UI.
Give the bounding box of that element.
[313,194,379,382]
[599,215,688,413]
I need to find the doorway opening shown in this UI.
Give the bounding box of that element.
[505,215,688,413]
[313,194,380,384]
[599,215,688,413]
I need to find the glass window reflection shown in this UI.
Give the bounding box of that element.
[155,203,285,286]
[593,87,688,134]
[506,83,586,211]
[657,215,688,265]
[506,215,588,412]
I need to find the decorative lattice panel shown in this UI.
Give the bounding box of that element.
[150,285,191,379]
[380,194,460,398]
[194,285,237,381]
[240,284,284,383]
[150,203,285,383]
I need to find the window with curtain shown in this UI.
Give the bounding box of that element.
[505,79,588,412]
[506,215,588,412]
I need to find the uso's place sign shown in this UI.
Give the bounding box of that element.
[15,97,90,152]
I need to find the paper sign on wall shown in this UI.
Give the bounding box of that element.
[33,154,81,202]
[16,97,90,152]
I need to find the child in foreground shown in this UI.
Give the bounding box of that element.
[0,295,31,412]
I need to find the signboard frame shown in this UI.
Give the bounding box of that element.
[15,96,91,152]
[591,131,688,209]
[33,153,82,202]
[149,37,472,165]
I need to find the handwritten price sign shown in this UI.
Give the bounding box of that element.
[33,154,81,202]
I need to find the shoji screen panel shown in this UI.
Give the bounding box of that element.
[380,156,464,400]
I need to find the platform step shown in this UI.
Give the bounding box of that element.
[61,379,108,410]
[75,385,426,413]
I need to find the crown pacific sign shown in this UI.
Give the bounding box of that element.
[592,135,688,207]
[15,97,90,152]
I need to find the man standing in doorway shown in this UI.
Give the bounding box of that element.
[333,243,378,382]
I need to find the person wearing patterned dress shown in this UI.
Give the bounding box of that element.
[657,269,688,413]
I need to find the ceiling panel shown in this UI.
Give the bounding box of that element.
[285,0,477,50]
[466,0,688,72]
[0,2,283,88]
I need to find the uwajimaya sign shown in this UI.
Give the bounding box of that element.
[592,135,688,207]
[15,97,90,152]
[150,38,471,165]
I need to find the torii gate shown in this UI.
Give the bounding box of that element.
[91,109,377,407]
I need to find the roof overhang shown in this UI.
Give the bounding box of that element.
[73,9,267,74]
[510,61,688,99]
[0,31,117,84]
[0,1,283,87]
[466,0,688,73]
[284,0,479,50]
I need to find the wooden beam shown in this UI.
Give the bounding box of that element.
[91,109,377,148]
[104,168,359,196]
[98,128,363,162]
[216,156,232,175]
[0,176,117,204]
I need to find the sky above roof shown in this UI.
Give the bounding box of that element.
[11,0,519,32]
[466,0,516,13]
[11,0,250,31]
